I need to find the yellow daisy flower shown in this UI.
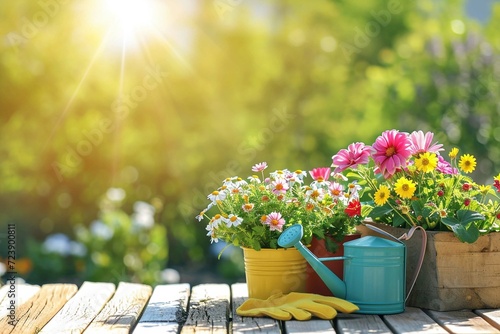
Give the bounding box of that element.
[478,185,491,195]
[449,147,459,159]
[394,177,416,199]
[494,173,500,182]
[374,185,390,206]
[415,152,438,173]
[459,154,477,174]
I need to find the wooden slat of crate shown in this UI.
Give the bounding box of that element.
[475,309,500,330]
[427,310,500,333]
[285,319,335,333]
[83,282,152,334]
[434,232,500,288]
[231,283,281,334]
[181,284,230,334]
[0,284,41,319]
[335,313,392,334]
[133,283,190,334]
[382,307,447,333]
[39,281,115,333]
[0,283,77,334]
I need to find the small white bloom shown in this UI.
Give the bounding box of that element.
[43,233,72,256]
[305,185,325,202]
[233,178,248,187]
[247,175,261,183]
[106,187,126,202]
[206,224,219,243]
[69,241,87,257]
[210,214,225,227]
[208,190,227,202]
[347,182,362,198]
[226,214,243,228]
[196,203,215,221]
[227,183,244,195]
[90,220,114,240]
[160,268,180,283]
[270,169,290,180]
[132,201,156,229]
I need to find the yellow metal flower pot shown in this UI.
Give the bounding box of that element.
[242,247,307,299]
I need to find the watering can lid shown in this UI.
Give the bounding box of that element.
[344,235,404,248]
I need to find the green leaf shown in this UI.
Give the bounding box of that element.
[392,215,406,227]
[456,210,485,225]
[361,203,374,217]
[444,221,480,243]
[441,209,484,243]
[411,200,424,216]
[367,204,393,218]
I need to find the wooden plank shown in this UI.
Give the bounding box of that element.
[285,319,335,333]
[133,283,190,334]
[475,309,500,331]
[436,253,500,288]
[0,284,41,319]
[84,282,152,334]
[181,284,230,334]
[383,307,448,333]
[39,281,116,333]
[0,283,77,334]
[427,309,500,333]
[335,313,392,334]
[231,283,281,333]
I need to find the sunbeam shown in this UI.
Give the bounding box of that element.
[43,30,112,153]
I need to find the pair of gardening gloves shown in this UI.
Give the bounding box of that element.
[236,292,359,321]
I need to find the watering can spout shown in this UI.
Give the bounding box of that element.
[278,224,346,299]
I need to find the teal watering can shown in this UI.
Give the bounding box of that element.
[278,224,425,315]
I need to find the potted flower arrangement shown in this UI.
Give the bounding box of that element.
[196,162,363,298]
[331,129,500,310]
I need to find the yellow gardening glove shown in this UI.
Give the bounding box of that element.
[237,292,359,321]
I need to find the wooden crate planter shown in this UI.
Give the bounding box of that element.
[357,223,500,311]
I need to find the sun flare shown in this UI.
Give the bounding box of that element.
[102,0,160,43]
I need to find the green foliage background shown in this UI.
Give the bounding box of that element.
[0,0,499,283]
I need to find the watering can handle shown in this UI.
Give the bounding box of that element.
[398,225,427,302]
[365,224,427,302]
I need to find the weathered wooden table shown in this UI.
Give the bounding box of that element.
[0,281,499,333]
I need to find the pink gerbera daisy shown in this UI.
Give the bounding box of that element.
[251,162,268,172]
[436,155,458,175]
[271,179,289,195]
[265,212,286,232]
[408,131,444,155]
[371,130,412,178]
[329,182,344,199]
[332,142,372,173]
[309,167,331,182]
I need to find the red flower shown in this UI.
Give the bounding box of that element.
[437,190,444,197]
[464,198,471,206]
[344,199,361,217]
[462,183,472,191]
[494,180,500,192]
